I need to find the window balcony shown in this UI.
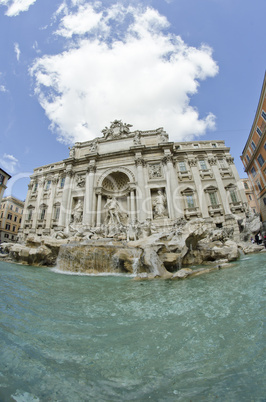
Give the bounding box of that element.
[229,201,245,213]
[208,204,224,216]
[184,207,202,220]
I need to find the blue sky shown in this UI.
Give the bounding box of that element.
[0,0,265,201]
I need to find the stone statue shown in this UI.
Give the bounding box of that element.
[159,132,168,143]
[90,139,98,153]
[141,218,156,238]
[127,220,140,241]
[72,199,83,224]
[133,132,141,145]
[68,146,75,158]
[104,197,122,225]
[153,190,167,219]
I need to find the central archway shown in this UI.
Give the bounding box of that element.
[96,168,136,226]
[102,172,130,194]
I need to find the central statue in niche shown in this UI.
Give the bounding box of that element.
[104,197,123,225]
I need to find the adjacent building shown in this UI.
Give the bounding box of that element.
[0,196,24,243]
[241,73,266,228]
[20,120,247,241]
[0,168,11,204]
[240,178,259,215]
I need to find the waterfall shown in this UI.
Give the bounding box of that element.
[132,257,139,276]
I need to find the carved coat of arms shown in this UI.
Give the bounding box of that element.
[102,120,132,140]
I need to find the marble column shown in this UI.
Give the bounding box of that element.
[45,177,58,229]
[83,163,96,226]
[20,182,33,230]
[58,169,73,229]
[209,157,231,215]
[32,178,44,230]
[130,188,136,222]
[96,191,102,227]
[188,158,208,218]
[135,155,147,222]
[163,153,183,219]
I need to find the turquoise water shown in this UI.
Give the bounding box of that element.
[0,254,265,402]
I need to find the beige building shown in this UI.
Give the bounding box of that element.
[20,121,247,240]
[241,178,259,215]
[0,168,11,204]
[0,196,24,243]
[241,73,266,228]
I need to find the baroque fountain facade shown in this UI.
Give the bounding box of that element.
[9,120,262,276]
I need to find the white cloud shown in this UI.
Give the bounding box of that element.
[14,42,20,61]
[0,0,37,17]
[55,3,104,38]
[0,153,19,174]
[0,84,7,92]
[32,41,41,54]
[31,3,218,145]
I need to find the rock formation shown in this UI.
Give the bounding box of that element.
[1,214,265,279]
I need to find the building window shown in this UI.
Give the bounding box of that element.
[179,161,187,172]
[60,177,65,189]
[19,218,21,223]
[264,143,266,151]
[249,195,252,200]
[40,208,46,221]
[244,182,249,189]
[263,197,266,206]
[262,110,266,120]
[193,144,199,148]
[15,207,19,212]
[1,212,3,218]
[7,213,12,220]
[0,174,4,185]
[12,226,16,232]
[33,182,38,192]
[10,205,13,210]
[14,216,17,222]
[246,154,250,163]
[5,224,10,230]
[209,192,218,206]
[28,209,32,220]
[251,167,256,177]
[4,233,9,239]
[257,154,265,167]
[251,141,256,151]
[230,190,238,204]
[199,159,208,170]
[256,180,262,192]
[212,143,217,148]
[256,127,262,137]
[54,206,60,220]
[45,180,51,191]
[186,195,195,208]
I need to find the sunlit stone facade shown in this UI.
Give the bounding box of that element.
[20,121,247,240]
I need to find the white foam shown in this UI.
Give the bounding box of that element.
[50,267,134,277]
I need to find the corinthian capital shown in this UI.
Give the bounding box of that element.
[162,155,173,165]
[135,157,145,167]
